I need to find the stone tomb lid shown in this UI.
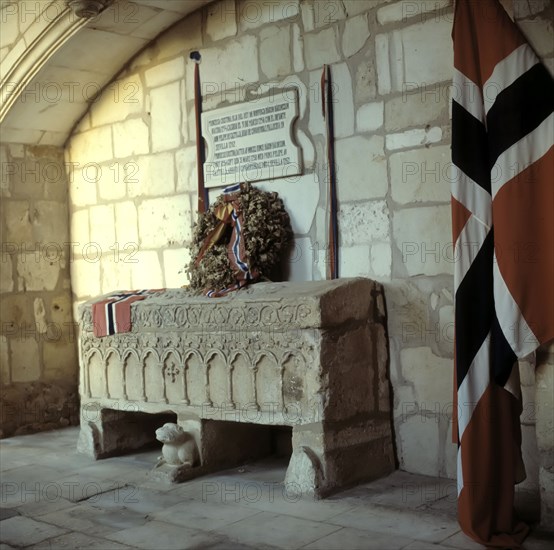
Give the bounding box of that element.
[80,278,379,331]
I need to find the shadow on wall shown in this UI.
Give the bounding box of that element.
[1,144,79,438]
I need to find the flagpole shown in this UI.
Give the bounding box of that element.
[322,64,339,280]
[192,51,209,214]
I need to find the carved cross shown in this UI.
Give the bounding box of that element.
[165,361,180,383]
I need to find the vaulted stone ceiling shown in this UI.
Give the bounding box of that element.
[0,0,213,146]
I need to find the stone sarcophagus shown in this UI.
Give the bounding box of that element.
[77,278,394,497]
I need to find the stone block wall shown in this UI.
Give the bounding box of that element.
[0,143,79,437]
[64,0,553,479]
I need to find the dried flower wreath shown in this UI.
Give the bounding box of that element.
[187,182,293,295]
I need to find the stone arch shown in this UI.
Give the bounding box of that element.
[281,351,307,412]
[253,351,281,412]
[122,348,141,401]
[205,349,229,408]
[0,0,214,144]
[142,348,164,403]
[184,349,205,407]
[105,347,124,399]
[229,351,254,410]
[83,348,103,398]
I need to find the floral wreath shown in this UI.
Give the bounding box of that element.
[187,182,293,296]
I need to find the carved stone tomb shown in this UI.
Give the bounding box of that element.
[77,278,394,497]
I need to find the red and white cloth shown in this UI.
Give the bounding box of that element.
[194,183,259,298]
[451,0,554,547]
[92,290,162,338]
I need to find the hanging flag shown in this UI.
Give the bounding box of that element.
[451,0,554,547]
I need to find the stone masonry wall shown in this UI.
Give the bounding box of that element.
[64,0,553,479]
[0,143,79,437]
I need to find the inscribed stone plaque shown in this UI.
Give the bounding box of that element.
[202,89,301,188]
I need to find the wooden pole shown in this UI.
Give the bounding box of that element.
[322,64,338,279]
[193,55,209,213]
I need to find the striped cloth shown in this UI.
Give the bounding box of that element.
[451,0,554,547]
[92,290,162,338]
[199,183,259,297]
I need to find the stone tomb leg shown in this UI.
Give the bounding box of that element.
[77,278,395,497]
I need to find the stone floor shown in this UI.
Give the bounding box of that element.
[0,428,552,550]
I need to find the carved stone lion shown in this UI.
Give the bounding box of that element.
[155,423,198,467]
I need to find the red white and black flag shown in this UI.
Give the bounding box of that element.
[451,0,554,547]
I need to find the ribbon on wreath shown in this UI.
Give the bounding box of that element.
[194,183,259,297]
